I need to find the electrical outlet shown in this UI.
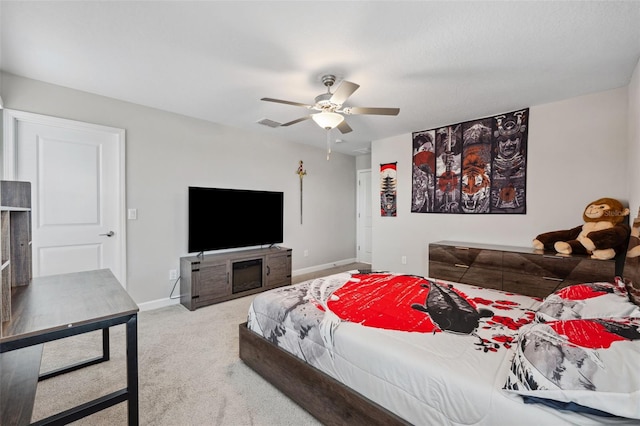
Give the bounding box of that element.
[401,256,407,265]
[169,269,177,280]
[128,208,137,220]
[304,249,309,257]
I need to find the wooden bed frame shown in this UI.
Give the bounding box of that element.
[238,225,640,426]
[238,322,409,426]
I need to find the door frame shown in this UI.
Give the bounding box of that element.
[356,168,372,264]
[2,108,128,287]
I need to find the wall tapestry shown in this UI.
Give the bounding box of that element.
[411,108,528,214]
[380,162,397,217]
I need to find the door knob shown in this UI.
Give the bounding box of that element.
[99,231,115,237]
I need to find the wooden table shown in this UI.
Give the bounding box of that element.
[0,269,139,425]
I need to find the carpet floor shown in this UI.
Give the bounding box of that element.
[30,263,369,425]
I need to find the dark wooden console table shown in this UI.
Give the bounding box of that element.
[0,269,139,425]
[429,240,618,298]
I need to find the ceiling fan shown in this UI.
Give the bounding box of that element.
[260,74,400,134]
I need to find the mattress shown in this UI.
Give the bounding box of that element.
[246,271,639,425]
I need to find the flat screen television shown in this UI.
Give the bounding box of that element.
[188,186,284,253]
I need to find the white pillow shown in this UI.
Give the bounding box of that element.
[535,282,640,323]
[504,318,640,419]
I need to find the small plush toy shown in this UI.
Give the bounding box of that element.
[533,197,630,260]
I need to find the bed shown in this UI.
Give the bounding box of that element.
[239,266,640,425]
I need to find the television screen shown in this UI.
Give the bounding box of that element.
[188,187,284,253]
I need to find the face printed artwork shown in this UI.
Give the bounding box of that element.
[412,108,528,214]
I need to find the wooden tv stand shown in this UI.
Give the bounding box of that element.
[180,246,292,311]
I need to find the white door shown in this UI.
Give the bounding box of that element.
[3,109,126,286]
[357,169,372,263]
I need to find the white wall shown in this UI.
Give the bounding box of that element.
[371,87,630,276]
[355,154,371,171]
[1,72,358,306]
[4,59,639,306]
[628,57,640,216]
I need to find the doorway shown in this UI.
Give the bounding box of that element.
[3,109,127,286]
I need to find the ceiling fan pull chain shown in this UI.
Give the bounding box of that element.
[326,130,332,161]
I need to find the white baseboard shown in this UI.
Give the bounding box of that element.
[138,258,362,312]
[291,258,359,276]
[138,296,181,312]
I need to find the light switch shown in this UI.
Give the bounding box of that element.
[128,208,137,220]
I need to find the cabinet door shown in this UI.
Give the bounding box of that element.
[429,244,479,282]
[502,252,615,297]
[502,272,564,298]
[265,251,291,288]
[459,267,503,290]
[429,261,467,282]
[502,252,579,280]
[430,244,478,267]
[564,258,616,284]
[429,244,502,290]
[194,261,230,305]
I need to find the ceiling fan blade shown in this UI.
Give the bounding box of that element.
[330,81,360,105]
[261,98,313,108]
[281,116,312,126]
[337,120,353,134]
[345,106,400,116]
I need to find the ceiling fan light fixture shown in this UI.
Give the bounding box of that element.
[312,112,344,130]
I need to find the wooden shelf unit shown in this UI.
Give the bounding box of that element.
[180,246,292,311]
[0,181,32,327]
[429,240,618,299]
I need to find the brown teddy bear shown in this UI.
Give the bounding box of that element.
[532,197,630,260]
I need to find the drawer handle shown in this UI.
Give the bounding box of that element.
[454,246,470,250]
[542,276,564,282]
[543,255,563,260]
[454,264,470,269]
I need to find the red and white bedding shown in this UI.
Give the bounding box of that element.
[246,271,640,425]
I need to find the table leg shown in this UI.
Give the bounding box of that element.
[39,328,111,381]
[102,327,110,361]
[126,314,139,426]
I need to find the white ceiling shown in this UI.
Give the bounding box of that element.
[1,1,639,156]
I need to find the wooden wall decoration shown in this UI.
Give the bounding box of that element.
[411,108,528,214]
[296,160,307,224]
